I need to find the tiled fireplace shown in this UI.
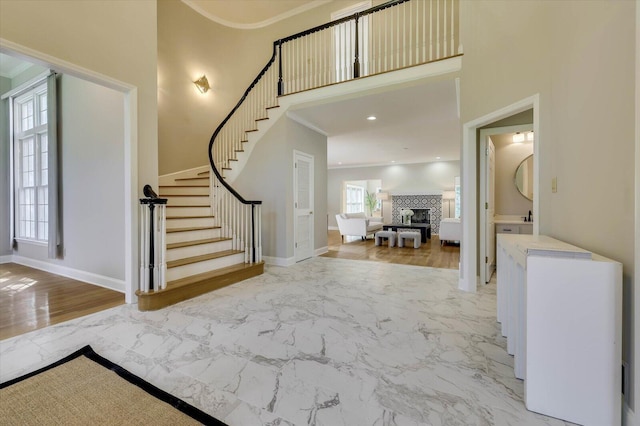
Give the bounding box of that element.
[392,194,443,234]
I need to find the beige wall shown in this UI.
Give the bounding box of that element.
[0,0,159,188]
[460,0,637,416]
[157,0,369,175]
[492,134,533,216]
[232,116,327,261]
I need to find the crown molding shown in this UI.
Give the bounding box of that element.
[182,0,332,30]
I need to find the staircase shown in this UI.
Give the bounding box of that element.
[136,169,263,311]
[137,0,461,310]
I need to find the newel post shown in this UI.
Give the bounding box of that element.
[353,14,360,78]
[277,40,284,96]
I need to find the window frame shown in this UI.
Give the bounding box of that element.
[345,184,365,214]
[12,81,49,244]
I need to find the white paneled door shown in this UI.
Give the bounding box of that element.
[294,151,314,262]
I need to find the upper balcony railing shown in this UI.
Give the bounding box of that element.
[276,0,460,95]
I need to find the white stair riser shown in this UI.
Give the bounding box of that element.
[160,186,209,196]
[167,252,246,281]
[167,217,216,229]
[166,196,210,206]
[173,179,209,186]
[166,228,220,244]
[167,239,233,261]
[167,206,211,217]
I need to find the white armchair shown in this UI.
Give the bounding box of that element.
[335,212,383,242]
[439,218,461,245]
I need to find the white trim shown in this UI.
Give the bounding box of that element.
[460,95,540,293]
[624,400,636,426]
[1,38,138,304]
[328,157,457,169]
[328,226,339,231]
[262,255,296,267]
[286,111,329,137]
[10,255,126,293]
[159,164,209,180]
[314,246,329,256]
[181,0,331,30]
[478,124,535,285]
[1,69,52,100]
[0,255,12,264]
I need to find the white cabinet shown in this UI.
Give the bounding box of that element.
[496,234,622,426]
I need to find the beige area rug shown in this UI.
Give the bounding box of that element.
[0,345,226,425]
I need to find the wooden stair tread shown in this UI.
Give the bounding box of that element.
[256,117,268,121]
[167,237,231,250]
[266,105,280,109]
[160,185,209,188]
[197,171,210,176]
[245,129,258,133]
[167,262,262,288]
[167,226,220,233]
[136,262,264,311]
[167,205,210,208]
[175,176,208,180]
[167,249,244,268]
[159,194,209,197]
[167,215,214,219]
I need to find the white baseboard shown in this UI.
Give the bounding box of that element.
[11,255,126,293]
[158,165,209,185]
[315,246,328,256]
[623,400,636,426]
[0,255,12,264]
[263,255,296,267]
[328,226,339,231]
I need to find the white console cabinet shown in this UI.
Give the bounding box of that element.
[496,234,622,426]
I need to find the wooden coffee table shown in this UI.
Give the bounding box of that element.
[382,223,431,243]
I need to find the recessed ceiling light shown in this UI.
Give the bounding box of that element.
[338,162,342,165]
[366,115,377,121]
[436,156,441,160]
[391,160,396,163]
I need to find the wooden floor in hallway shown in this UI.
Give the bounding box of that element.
[0,263,125,341]
[322,230,460,269]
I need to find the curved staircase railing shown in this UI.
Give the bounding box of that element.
[207,0,460,267]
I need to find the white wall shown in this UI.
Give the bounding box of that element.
[12,74,126,284]
[460,0,637,418]
[232,116,327,262]
[328,161,460,227]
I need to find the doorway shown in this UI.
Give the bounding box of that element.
[460,96,540,292]
[294,150,314,262]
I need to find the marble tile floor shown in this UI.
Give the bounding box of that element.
[0,257,571,426]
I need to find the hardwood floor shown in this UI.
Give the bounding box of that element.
[322,230,460,269]
[0,263,125,341]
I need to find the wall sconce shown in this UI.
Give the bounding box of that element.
[442,190,456,217]
[193,75,210,93]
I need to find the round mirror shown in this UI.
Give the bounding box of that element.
[515,155,534,201]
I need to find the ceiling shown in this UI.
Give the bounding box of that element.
[182,0,328,28]
[289,77,461,168]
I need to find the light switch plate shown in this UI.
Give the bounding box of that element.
[551,177,557,193]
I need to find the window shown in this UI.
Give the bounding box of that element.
[14,82,49,242]
[345,184,364,213]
